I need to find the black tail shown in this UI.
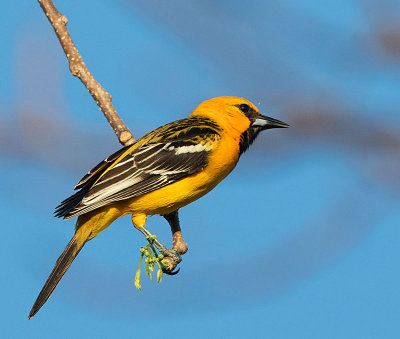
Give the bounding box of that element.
[28,234,87,319]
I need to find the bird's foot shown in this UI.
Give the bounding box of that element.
[138,227,183,275]
[146,237,182,275]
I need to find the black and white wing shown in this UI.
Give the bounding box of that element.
[55,138,217,219]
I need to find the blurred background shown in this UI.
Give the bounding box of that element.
[1,0,400,338]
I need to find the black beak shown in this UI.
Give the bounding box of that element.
[251,114,289,129]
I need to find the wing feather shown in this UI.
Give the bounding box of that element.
[73,145,131,190]
[55,118,221,219]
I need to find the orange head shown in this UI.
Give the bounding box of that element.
[190,96,288,153]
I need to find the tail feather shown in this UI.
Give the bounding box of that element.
[28,230,89,319]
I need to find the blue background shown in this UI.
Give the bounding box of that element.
[2,1,400,338]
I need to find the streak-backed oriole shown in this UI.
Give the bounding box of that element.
[28,96,288,319]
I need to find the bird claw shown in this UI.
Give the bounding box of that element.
[163,267,180,275]
[159,248,182,274]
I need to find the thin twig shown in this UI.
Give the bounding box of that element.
[37,0,135,146]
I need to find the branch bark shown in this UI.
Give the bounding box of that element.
[38,0,135,146]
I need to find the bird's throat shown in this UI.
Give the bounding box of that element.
[239,127,260,155]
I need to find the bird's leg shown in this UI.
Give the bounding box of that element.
[163,210,188,255]
[131,214,181,275]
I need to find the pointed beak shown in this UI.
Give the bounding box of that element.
[251,114,289,129]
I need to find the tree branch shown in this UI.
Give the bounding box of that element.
[38,0,135,146]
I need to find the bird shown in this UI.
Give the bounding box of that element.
[28,96,288,319]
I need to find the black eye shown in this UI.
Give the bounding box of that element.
[238,104,250,113]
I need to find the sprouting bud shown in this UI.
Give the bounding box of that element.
[157,268,163,283]
[134,269,141,290]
